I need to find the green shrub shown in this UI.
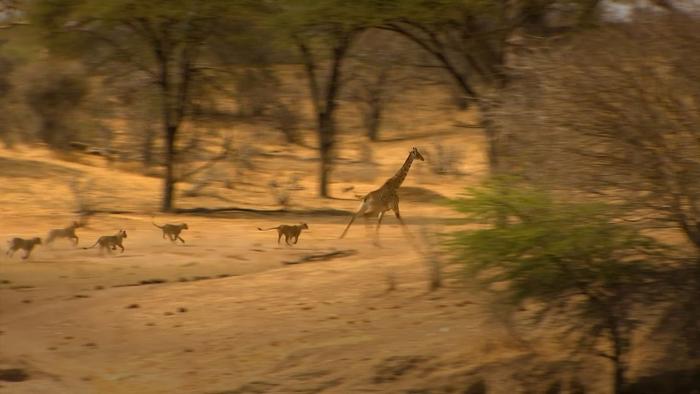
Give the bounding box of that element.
[446,178,668,394]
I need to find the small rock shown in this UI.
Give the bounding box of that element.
[177,307,187,313]
[126,304,140,309]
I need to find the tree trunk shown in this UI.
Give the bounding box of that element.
[613,359,625,394]
[476,100,501,174]
[318,111,334,197]
[297,30,357,198]
[607,318,627,394]
[366,105,382,142]
[161,124,176,212]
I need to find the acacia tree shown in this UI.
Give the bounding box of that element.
[0,54,14,146]
[31,0,264,211]
[276,0,369,197]
[447,179,669,394]
[370,0,602,172]
[344,30,416,142]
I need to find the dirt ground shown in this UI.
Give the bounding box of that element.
[1,126,618,394]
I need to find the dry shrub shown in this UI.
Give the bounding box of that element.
[268,179,290,208]
[344,30,417,141]
[427,141,464,175]
[269,101,302,144]
[234,69,279,118]
[68,177,95,215]
[232,142,258,181]
[23,62,88,150]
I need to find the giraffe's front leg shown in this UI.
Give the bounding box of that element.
[393,203,421,252]
[372,211,386,247]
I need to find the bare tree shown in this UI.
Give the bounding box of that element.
[33,1,268,211]
[344,30,415,141]
[495,14,700,253]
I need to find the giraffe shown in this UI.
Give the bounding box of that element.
[339,147,424,242]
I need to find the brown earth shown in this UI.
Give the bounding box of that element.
[0,121,652,393]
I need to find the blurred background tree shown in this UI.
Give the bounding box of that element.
[24,61,88,149]
[273,0,370,197]
[372,0,603,172]
[494,14,700,254]
[30,0,272,211]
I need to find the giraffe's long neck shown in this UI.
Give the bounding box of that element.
[384,153,415,190]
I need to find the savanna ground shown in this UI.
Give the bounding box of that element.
[0,103,669,394]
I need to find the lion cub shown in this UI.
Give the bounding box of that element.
[6,237,42,260]
[258,223,309,246]
[152,221,188,243]
[83,229,127,254]
[46,221,81,246]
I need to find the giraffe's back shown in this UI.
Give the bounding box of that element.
[364,187,398,213]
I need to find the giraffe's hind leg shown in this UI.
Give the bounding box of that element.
[393,204,422,253]
[373,211,386,247]
[340,203,367,239]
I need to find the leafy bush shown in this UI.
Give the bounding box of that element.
[446,178,669,394]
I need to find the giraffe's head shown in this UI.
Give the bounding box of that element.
[411,147,425,161]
